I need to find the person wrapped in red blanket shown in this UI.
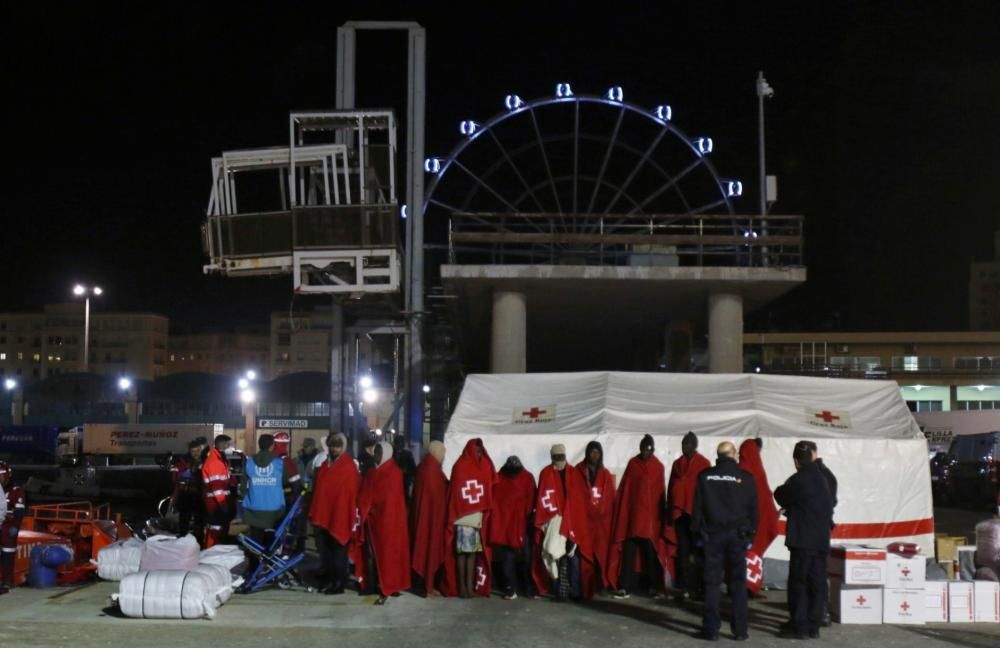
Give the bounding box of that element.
[489,455,536,600]
[410,440,448,596]
[356,441,411,605]
[664,431,711,601]
[532,443,593,601]
[443,438,495,597]
[309,433,360,595]
[576,441,616,597]
[737,438,779,594]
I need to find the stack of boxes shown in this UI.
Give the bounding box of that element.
[827,542,999,625]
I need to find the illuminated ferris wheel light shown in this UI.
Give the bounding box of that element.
[725,180,743,197]
[460,120,479,136]
[694,137,714,155]
[423,158,443,173]
[504,94,525,111]
[606,86,624,102]
[555,83,574,98]
[654,105,673,122]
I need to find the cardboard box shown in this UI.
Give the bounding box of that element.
[938,560,955,580]
[974,580,999,623]
[886,553,926,589]
[948,581,975,622]
[883,588,926,624]
[829,545,887,585]
[830,577,883,624]
[924,581,949,623]
[935,535,966,563]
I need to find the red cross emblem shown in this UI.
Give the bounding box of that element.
[900,601,910,612]
[476,565,487,588]
[522,407,547,419]
[461,479,485,505]
[901,566,911,577]
[591,486,602,501]
[541,488,558,512]
[746,553,763,585]
[815,410,840,423]
[856,595,867,606]
[352,508,361,532]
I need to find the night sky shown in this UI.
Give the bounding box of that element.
[6,2,999,333]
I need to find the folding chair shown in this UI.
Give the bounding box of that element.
[236,495,306,593]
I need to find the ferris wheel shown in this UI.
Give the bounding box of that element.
[422,83,745,266]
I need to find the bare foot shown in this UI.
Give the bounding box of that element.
[426,589,442,598]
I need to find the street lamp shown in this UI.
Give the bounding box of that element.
[72,284,103,373]
[756,71,774,267]
[3,378,16,392]
[118,377,132,392]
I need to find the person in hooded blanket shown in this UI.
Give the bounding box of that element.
[609,434,669,599]
[356,441,412,605]
[576,440,616,596]
[443,438,496,597]
[489,455,537,600]
[737,437,780,595]
[309,433,361,595]
[410,440,449,596]
[665,431,711,601]
[532,444,593,601]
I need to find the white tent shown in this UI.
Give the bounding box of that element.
[443,372,934,563]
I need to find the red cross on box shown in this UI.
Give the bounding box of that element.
[815,410,840,423]
[856,595,867,606]
[901,567,911,577]
[900,601,910,612]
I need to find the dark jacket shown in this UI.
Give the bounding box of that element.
[774,461,834,551]
[692,457,758,541]
[816,459,838,510]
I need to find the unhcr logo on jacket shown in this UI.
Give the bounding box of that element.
[250,460,278,487]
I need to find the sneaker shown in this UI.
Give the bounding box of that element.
[649,589,666,600]
[503,592,518,601]
[613,589,631,600]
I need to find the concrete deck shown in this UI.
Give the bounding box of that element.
[1,580,997,648]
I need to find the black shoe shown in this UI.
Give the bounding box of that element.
[734,634,750,641]
[820,613,831,627]
[808,630,820,639]
[778,629,808,640]
[693,631,720,641]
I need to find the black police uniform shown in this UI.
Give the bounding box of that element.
[774,460,834,638]
[692,455,758,640]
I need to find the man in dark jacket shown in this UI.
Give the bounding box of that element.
[774,441,835,640]
[692,442,758,641]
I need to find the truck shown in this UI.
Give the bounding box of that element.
[79,423,224,461]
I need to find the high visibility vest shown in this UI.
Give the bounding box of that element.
[243,456,284,512]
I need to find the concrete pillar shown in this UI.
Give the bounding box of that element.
[491,290,527,373]
[12,391,24,425]
[708,292,744,373]
[126,396,139,424]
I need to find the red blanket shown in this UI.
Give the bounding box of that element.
[531,464,593,596]
[576,461,616,592]
[489,469,536,550]
[410,453,448,586]
[662,451,711,580]
[607,454,668,590]
[309,452,361,546]
[442,439,495,597]
[356,459,412,597]
[738,439,779,557]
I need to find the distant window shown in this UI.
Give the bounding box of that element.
[0,352,5,360]
[907,400,942,412]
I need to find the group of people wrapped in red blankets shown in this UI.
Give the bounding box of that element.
[308,430,779,605]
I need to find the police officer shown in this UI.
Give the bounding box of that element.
[692,441,758,641]
[774,441,835,640]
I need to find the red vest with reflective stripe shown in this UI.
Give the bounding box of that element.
[202,449,231,505]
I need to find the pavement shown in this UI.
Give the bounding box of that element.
[1,581,998,648]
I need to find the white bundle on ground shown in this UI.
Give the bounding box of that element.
[192,563,234,604]
[95,537,145,581]
[115,570,222,619]
[976,518,1000,570]
[199,545,247,576]
[140,534,200,572]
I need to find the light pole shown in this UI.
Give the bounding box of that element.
[756,71,774,267]
[118,376,138,424]
[4,378,22,425]
[73,284,103,373]
[238,370,257,453]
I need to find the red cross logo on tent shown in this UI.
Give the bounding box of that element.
[815,410,840,423]
[856,595,867,606]
[745,553,763,585]
[900,601,910,612]
[541,488,558,512]
[352,508,361,532]
[476,565,487,588]
[901,566,911,577]
[461,479,485,505]
[591,487,602,500]
[522,407,547,420]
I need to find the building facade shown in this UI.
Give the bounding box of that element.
[167,332,270,379]
[969,230,1000,331]
[745,330,1000,412]
[0,304,168,383]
